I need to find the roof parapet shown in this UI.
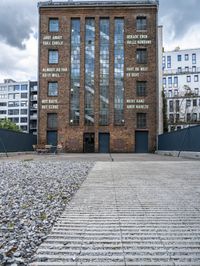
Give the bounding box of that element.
[38,0,159,8]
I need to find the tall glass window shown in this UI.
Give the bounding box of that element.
[169,100,174,112]
[162,56,166,69]
[175,100,180,112]
[70,19,80,125]
[85,18,95,125]
[163,78,166,87]
[99,18,110,125]
[192,53,196,64]
[185,54,189,61]
[174,76,178,87]
[177,55,181,61]
[168,77,172,87]
[167,56,171,68]
[114,18,124,125]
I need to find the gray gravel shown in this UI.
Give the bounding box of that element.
[0,160,94,265]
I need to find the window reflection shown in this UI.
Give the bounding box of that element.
[99,18,109,125]
[114,18,124,125]
[70,19,80,125]
[85,18,95,125]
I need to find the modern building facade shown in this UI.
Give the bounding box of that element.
[0,79,38,134]
[163,48,200,132]
[29,81,38,135]
[38,0,159,153]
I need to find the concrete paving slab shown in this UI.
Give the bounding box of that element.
[30,159,200,266]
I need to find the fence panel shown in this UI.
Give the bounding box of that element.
[0,129,37,153]
[158,125,200,152]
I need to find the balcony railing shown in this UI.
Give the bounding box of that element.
[168,119,200,125]
[30,115,37,120]
[163,67,200,75]
[30,125,37,130]
[31,96,38,101]
[30,86,37,92]
[30,105,37,110]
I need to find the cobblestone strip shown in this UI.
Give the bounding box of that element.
[30,161,200,266]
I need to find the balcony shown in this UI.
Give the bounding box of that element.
[30,104,37,110]
[31,95,38,101]
[168,118,200,125]
[30,114,37,120]
[31,86,37,92]
[30,125,37,130]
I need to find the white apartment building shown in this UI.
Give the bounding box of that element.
[0,79,38,134]
[163,48,200,132]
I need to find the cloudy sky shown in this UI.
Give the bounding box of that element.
[0,0,200,82]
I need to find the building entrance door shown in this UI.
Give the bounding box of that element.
[135,131,148,153]
[99,133,110,153]
[83,133,95,153]
[47,131,57,152]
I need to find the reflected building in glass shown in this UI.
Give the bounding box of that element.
[38,0,159,153]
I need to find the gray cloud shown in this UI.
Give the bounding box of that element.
[0,0,38,49]
[0,0,200,50]
[159,0,200,40]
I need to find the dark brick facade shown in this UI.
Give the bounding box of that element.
[38,1,158,152]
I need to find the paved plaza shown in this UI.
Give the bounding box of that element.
[30,156,200,266]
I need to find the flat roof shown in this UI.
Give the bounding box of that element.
[38,0,159,8]
[164,48,200,54]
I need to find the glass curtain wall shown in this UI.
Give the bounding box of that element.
[114,18,124,125]
[70,19,81,125]
[85,18,95,125]
[99,18,110,125]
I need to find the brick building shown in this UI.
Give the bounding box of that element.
[38,0,159,153]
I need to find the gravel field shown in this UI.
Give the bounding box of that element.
[0,159,94,265]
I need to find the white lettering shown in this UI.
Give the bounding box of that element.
[41,105,58,110]
[42,36,63,46]
[127,104,149,109]
[126,73,139,77]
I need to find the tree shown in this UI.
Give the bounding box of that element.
[0,118,21,132]
[168,85,199,131]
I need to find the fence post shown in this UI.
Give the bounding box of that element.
[0,136,8,157]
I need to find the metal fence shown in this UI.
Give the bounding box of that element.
[0,129,37,153]
[158,125,200,152]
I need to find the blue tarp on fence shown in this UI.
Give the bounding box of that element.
[0,129,37,153]
[158,125,200,152]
